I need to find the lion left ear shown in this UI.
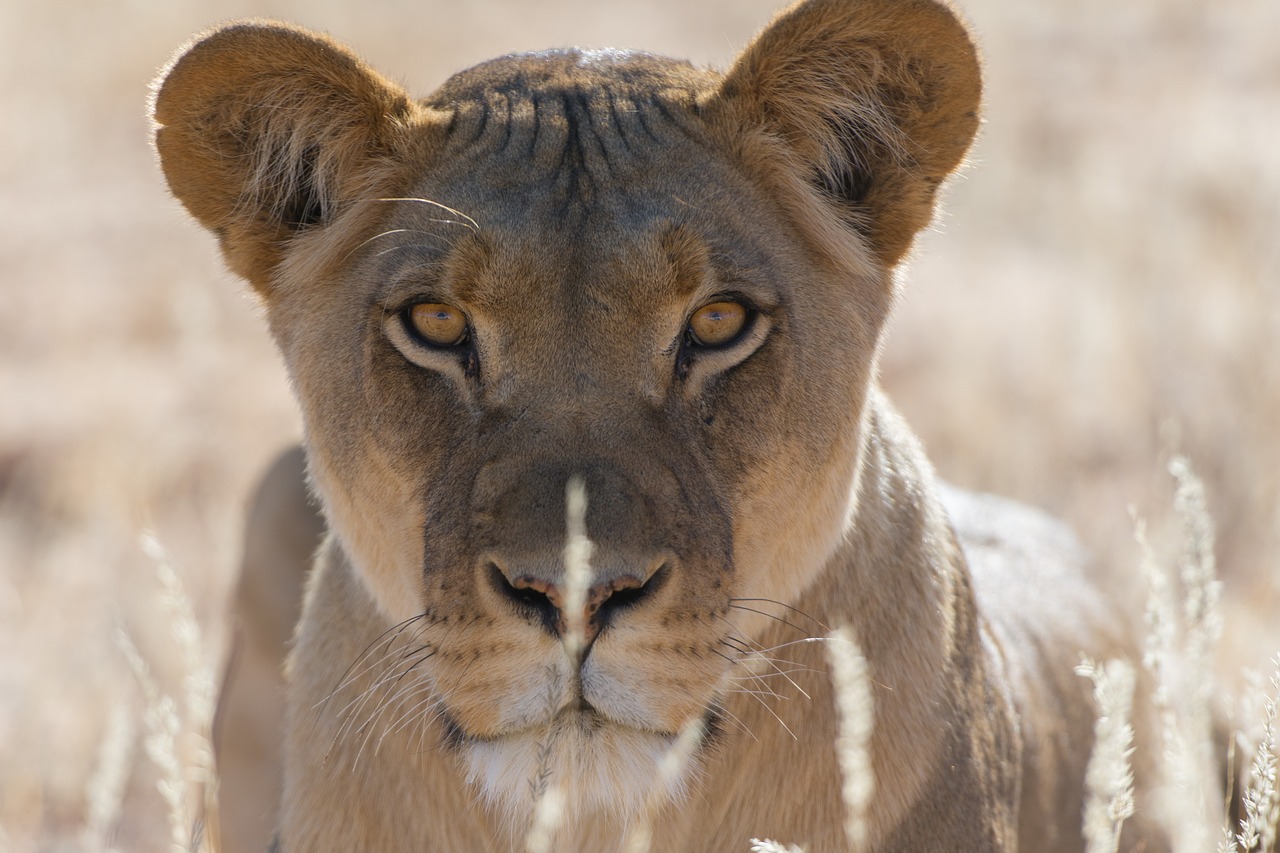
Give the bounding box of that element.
[708,0,981,267]
[152,21,421,292]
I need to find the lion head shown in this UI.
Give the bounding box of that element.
[154,0,980,827]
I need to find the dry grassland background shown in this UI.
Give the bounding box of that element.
[1,0,1277,849]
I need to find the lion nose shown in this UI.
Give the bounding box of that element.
[488,562,666,647]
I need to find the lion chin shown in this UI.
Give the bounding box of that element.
[460,713,692,824]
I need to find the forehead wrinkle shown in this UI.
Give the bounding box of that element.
[438,83,708,214]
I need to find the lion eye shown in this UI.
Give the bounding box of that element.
[687,301,749,348]
[404,303,468,347]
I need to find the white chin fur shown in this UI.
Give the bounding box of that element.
[463,720,692,825]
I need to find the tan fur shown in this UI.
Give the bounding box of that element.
[155,2,1170,850]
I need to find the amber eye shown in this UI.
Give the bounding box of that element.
[687,301,749,347]
[404,303,468,347]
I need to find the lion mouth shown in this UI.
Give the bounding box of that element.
[440,693,725,755]
[441,703,664,750]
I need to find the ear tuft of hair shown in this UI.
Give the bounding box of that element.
[711,0,981,267]
[151,21,417,290]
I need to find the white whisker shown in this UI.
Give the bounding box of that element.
[374,197,481,231]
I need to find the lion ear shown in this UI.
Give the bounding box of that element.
[709,0,981,267]
[152,21,418,290]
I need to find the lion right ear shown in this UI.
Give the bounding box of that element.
[152,21,418,291]
[707,0,981,268]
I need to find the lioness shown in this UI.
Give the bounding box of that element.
[155,0,1169,850]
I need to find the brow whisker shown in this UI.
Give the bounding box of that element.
[374,197,480,231]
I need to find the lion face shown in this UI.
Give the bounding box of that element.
[153,2,979,821]
[271,52,883,814]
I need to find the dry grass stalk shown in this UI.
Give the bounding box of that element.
[1076,656,1137,853]
[80,696,135,850]
[523,663,562,853]
[142,533,220,849]
[524,785,566,853]
[141,534,217,761]
[622,715,709,853]
[623,821,655,853]
[562,475,593,664]
[749,839,805,853]
[1135,508,1192,847]
[116,627,190,852]
[658,716,708,793]
[526,670,560,809]
[1136,456,1226,851]
[523,477,593,851]
[81,699,135,852]
[1235,658,1279,853]
[1136,514,1174,711]
[1169,458,1224,674]
[1170,457,1226,850]
[1170,457,1222,720]
[1220,728,1242,853]
[112,533,220,853]
[825,626,875,851]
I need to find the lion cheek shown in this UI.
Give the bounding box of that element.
[731,451,862,616]
[306,439,429,624]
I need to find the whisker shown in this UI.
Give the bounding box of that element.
[721,655,805,702]
[719,636,754,655]
[715,622,813,701]
[728,597,831,633]
[375,675,441,752]
[736,636,834,657]
[342,227,450,263]
[326,642,432,743]
[725,602,814,637]
[352,650,437,767]
[711,704,758,742]
[411,700,452,758]
[374,197,480,232]
[736,683,798,741]
[383,688,443,742]
[330,641,434,752]
[318,614,429,711]
[728,685,788,702]
[375,244,440,259]
[726,667,823,681]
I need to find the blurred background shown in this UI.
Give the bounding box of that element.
[1,0,1276,849]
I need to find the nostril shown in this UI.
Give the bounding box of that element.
[593,561,669,628]
[487,562,559,636]
[488,560,671,641]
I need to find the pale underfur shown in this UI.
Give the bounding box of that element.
[153,1,1174,850]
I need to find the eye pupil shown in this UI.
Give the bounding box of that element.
[407,302,468,347]
[688,300,748,347]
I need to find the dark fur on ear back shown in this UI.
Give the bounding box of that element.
[151,21,417,290]
[711,0,981,267]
